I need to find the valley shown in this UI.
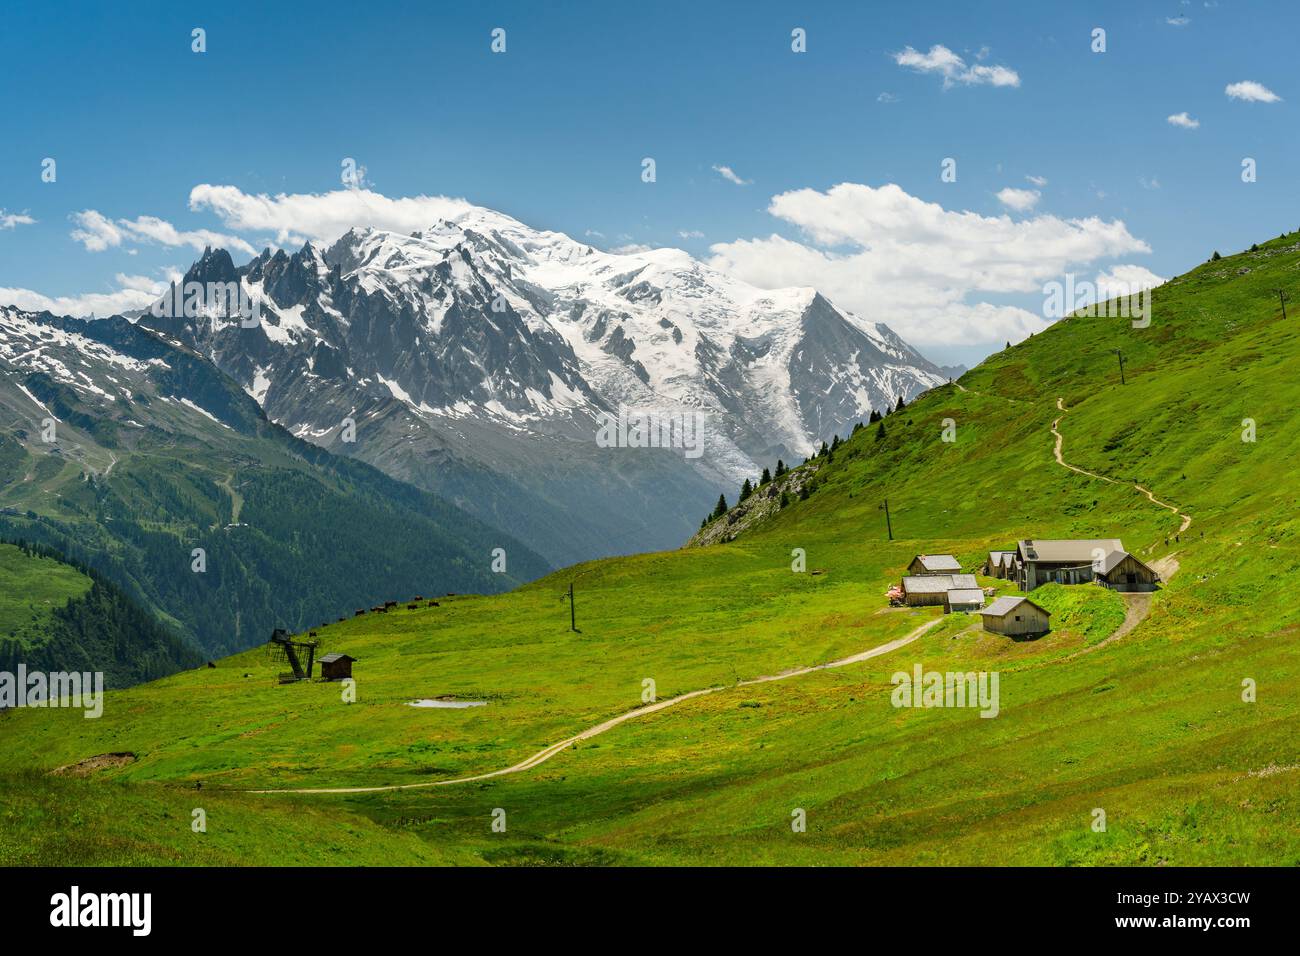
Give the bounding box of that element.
[2,230,1297,866]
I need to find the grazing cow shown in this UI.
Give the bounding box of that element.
[406,604,418,610]
[355,609,366,616]
[427,601,440,607]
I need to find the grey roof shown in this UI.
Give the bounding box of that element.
[903,573,979,593]
[902,575,954,594]
[318,653,355,663]
[945,588,985,606]
[1096,549,1156,575]
[987,550,1017,567]
[979,595,1051,618]
[1018,538,1124,563]
[912,554,962,572]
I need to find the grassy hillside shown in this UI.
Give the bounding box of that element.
[0,540,201,686]
[0,313,552,656]
[0,540,91,646]
[1,233,1298,865]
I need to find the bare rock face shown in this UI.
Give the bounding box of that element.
[687,460,826,548]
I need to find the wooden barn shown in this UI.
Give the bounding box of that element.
[978,596,1051,636]
[317,653,356,681]
[943,588,986,613]
[901,573,978,607]
[1012,538,1160,592]
[1094,550,1159,592]
[984,551,1017,579]
[906,554,962,576]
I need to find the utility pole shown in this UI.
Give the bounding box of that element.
[568,582,576,632]
[1114,348,1127,385]
[882,498,893,541]
[1276,288,1290,321]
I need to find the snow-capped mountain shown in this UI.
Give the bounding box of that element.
[133,205,952,564]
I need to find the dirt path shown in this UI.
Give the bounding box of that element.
[247,615,945,796]
[1052,398,1192,535]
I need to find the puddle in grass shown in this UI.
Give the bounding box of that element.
[407,699,486,709]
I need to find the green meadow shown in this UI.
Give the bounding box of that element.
[2,233,1298,865]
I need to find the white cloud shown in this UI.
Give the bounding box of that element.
[1225,80,1281,103]
[188,185,473,246]
[996,187,1041,212]
[711,165,751,186]
[0,272,171,318]
[706,182,1151,345]
[70,209,256,255]
[0,210,36,230]
[877,92,899,103]
[893,44,1020,89]
[1167,111,1200,128]
[1139,176,1161,190]
[677,230,705,240]
[610,243,654,255]
[1095,264,1165,300]
[1025,174,1048,187]
[1166,15,1190,26]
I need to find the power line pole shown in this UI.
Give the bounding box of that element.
[568,582,576,632]
[1114,348,1127,385]
[1276,288,1290,321]
[882,498,893,541]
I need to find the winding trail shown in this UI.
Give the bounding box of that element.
[1051,398,1192,534]
[246,615,945,795]
[247,394,1191,797]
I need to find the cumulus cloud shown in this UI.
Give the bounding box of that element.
[188,185,473,246]
[1,210,36,230]
[1167,111,1200,128]
[0,272,173,318]
[996,187,1041,212]
[1094,264,1165,300]
[893,44,1020,89]
[1225,80,1281,103]
[711,165,751,186]
[70,209,256,255]
[706,182,1152,345]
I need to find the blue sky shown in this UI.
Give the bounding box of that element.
[1,0,1296,366]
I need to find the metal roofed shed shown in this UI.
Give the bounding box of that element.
[978,596,1051,636]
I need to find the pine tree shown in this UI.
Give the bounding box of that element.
[774,459,786,477]
[779,490,789,508]
[712,493,728,519]
[868,409,881,424]
[1211,251,1221,261]
[799,484,810,501]
[760,467,772,484]
[831,434,841,450]
[739,478,753,501]
[875,421,886,440]
[895,395,906,412]
[818,441,829,457]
